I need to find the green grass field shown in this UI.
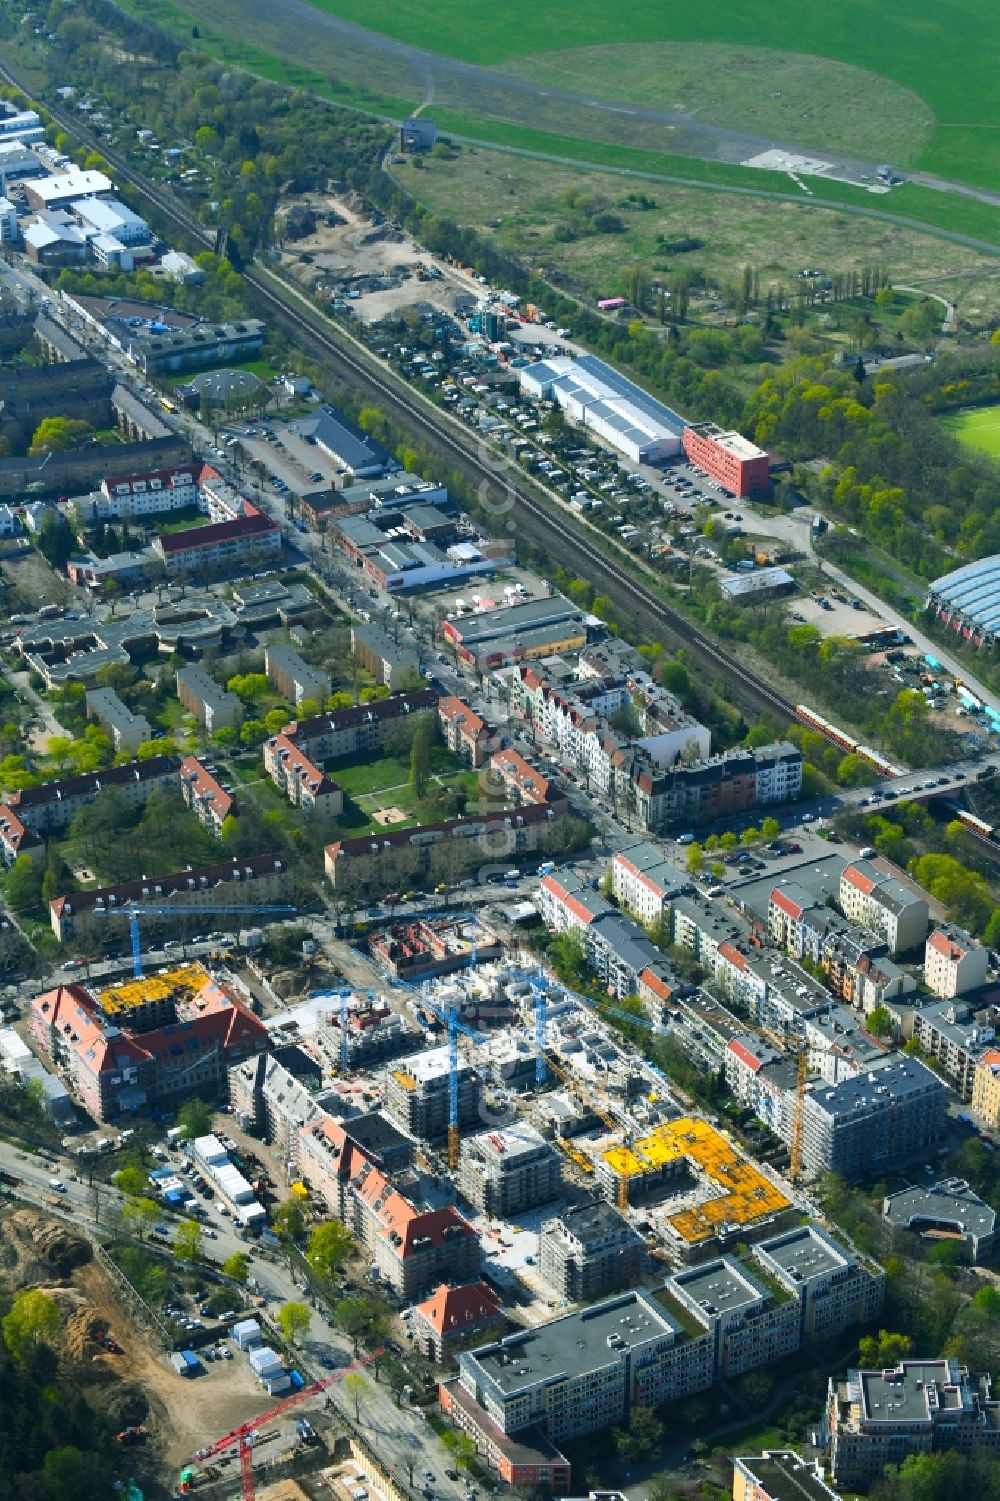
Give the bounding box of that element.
[391,148,1000,321]
[940,405,1000,457]
[297,0,998,186]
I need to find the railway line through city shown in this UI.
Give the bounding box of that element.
[0,60,841,731]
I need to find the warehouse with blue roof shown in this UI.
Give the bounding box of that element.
[926,555,1000,644]
[518,354,687,463]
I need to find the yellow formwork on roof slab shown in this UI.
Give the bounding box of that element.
[96,963,209,1018]
[600,1116,790,1244]
[392,1070,417,1091]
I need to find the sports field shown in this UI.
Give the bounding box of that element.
[940,406,1000,458]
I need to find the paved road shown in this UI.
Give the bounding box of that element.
[0,1140,465,1500]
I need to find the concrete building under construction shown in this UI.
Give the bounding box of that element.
[539,1200,644,1302]
[385,1044,481,1144]
[597,1116,791,1256]
[458,1122,561,1217]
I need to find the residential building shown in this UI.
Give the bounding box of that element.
[438,696,494,767]
[882,1179,995,1264]
[30,971,268,1120]
[152,505,280,578]
[0,433,192,502]
[49,852,289,942]
[752,1225,885,1345]
[924,925,989,998]
[798,1056,947,1180]
[441,1288,711,1485]
[0,804,43,865]
[351,622,420,692]
[913,999,996,1099]
[175,664,241,734]
[0,197,17,243]
[385,1045,481,1144]
[611,842,684,926]
[458,1123,560,1217]
[682,422,770,499]
[668,1258,800,1378]
[264,644,330,709]
[724,1037,797,1141]
[411,1282,504,1364]
[826,1359,1000,1490]
[229,1052,326,1162]
[732,1452,843,1501]
[972,1046,1000,1128]
[85,687,150,754]
[297,1116,479,1300]
[6,755,177,836]
[839,862,929,955]
[263,733,343,818]
[279,689,436,767]
[538,1200,644,1303]
[179,756,233,837]
[487,749,566,811]
[71,463,203,524]
[325,797,566,892]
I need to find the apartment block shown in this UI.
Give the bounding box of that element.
[31,971,267,1121]
[6,755,177,836]
[265,643,330,708]
[438,696,494,767]
[839,862,929,955]
[229,1052,325,1162]
[385,1045,481,1144]
[0,804,43,865]
[49,852,289,943]
[458,1123,560,1217]
[176,664,241,733]
[798,1056,947,1180]
[668,1258,800,1378]
[85,687,150,753]
[442,1288,713,1482]
[826,1359,1000,1490]
[411,1282,504,1364]
[351,621,420,692]
[611,842,684,926]
[924,925,989,998]
[732,1452,843,1501]
[538,1200,644,1303]
[152,505,280,578]
[751,1225,884,1345]
[280,689,436,765]
[913,1000,996,1099]
[179,755,233,836]
[263,733,343,818]
[972,1047,1000,1129]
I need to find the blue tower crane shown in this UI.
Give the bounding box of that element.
[420,993,489,1170]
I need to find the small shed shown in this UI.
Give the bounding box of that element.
[232,1318,262,1351]
[248,1347,283,1379]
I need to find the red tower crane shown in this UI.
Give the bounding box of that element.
[187,1347,384,1501]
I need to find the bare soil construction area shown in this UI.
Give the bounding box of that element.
[0,1206,267,1494]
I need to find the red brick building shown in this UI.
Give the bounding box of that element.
[683,422,770,499]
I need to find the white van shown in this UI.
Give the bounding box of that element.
[48,1178,66,1193]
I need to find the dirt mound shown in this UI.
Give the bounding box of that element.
[101,1383,149,1429]
[37,1222,91,1277]
[63,1302,116,1361]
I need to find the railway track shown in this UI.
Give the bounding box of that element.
[0,58,801,724]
